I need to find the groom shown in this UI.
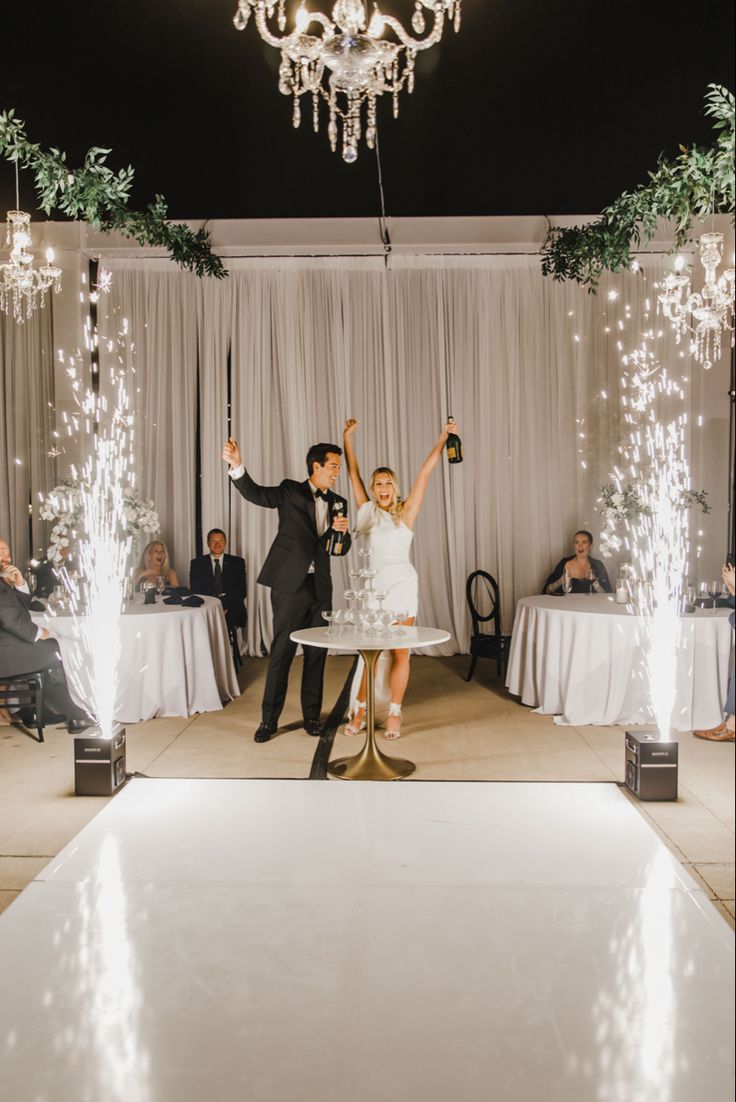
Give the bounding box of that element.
[222,437,351,743]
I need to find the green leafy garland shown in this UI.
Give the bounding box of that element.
[0,110,226,279]
[541,84,735,291]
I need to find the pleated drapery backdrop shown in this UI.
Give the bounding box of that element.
[96,254,700,656]
[0,308,56,557]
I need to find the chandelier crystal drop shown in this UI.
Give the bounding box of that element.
[232,0,461,162]
[657,232,735,369]
[0,210,62,325]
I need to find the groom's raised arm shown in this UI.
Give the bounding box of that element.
[222,438,286,509]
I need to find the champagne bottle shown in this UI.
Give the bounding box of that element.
[445,417,463,464]
[325,501,345,556]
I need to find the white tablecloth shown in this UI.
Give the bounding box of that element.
[505,594,733,731]
[32,595,240,723]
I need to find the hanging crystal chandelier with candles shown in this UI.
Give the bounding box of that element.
[232,0,461,163]
[658,232,735,369]
[0,208,62,325]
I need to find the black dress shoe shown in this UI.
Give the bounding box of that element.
[303,718,322,737]
[16,709,38,730]
[254,722,277,743]
[68,718,93,734]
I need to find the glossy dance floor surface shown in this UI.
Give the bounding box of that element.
[0,779,733,1102]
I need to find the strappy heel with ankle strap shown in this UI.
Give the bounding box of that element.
[344,700,366,737]
[384,702,402,740]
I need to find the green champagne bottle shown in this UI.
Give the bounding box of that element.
[325,501,346,556]
[445,418,463,464]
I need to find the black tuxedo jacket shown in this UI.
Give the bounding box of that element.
[0,582,39,678]
[231,469,351,601]
[189,553,247,628]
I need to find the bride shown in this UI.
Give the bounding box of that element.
[342,417,456,739]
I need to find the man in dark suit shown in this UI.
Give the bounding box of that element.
[0,537,92,733]
[189,529,246,635]
[222,438,351,743]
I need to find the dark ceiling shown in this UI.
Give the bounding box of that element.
[1,0,734,221]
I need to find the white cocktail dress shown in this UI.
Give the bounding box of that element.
[348,502,418,721]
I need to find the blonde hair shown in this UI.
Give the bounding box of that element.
[369,467,404,526]
[138,540,172,577]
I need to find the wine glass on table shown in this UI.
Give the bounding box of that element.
[563,571,572,597]
[155,575,166,600]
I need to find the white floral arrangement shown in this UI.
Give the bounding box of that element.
[597,481,710,558]
[39,479,160,565]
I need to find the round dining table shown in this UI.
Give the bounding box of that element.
[32,594,240,723]
[291,625,450,780]
[505,593,733,730]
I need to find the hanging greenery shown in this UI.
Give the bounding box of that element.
[0,109,226,279]
[541,84,735,291]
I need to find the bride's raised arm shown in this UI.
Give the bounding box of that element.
[402,420,455,528]
[342,419,369,507]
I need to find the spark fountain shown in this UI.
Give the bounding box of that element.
[40,273,137,792]
[591,277,716,798]
[612,332,695,799]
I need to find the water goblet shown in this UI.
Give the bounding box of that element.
[155,574,166,599]
[322,610,334,636]
[710,579,721,600]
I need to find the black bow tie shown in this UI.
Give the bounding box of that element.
[314,489,329,501]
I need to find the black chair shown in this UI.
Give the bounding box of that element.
[464,570,511,683]
[229,627,243,669]
[0,672,45,742]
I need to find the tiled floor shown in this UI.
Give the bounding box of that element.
[0,777,732,1102]
[0,656,733,924]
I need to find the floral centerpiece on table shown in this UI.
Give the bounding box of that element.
[39,479,160,564]
[597,481,710,557]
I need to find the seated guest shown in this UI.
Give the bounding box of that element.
[32,542,74,600]
[694,560,735,742]
[0,536,93,733]
[134,540,180,590]
[189,529,246,634]
[544,530,612,594]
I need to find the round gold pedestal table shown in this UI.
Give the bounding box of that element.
[290,626,451,781]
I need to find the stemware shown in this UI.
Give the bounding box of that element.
[562,572,572,596]
[155,575,166,598]
[373,588,388,612]
[332,609,346,637]
[685,584,696,607]
[392,610,409,636]
[321,610,334,636]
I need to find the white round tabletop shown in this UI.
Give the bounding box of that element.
[290,626,450,652]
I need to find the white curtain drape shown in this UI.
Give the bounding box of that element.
[0,307,55,561]
[98,265,199,576]
[94,254,710,655]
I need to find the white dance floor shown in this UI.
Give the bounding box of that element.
[1,779,733,1102]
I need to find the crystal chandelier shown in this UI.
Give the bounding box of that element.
[232,0,461,162]
[0,203,62,325]
[658,232,735,369]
